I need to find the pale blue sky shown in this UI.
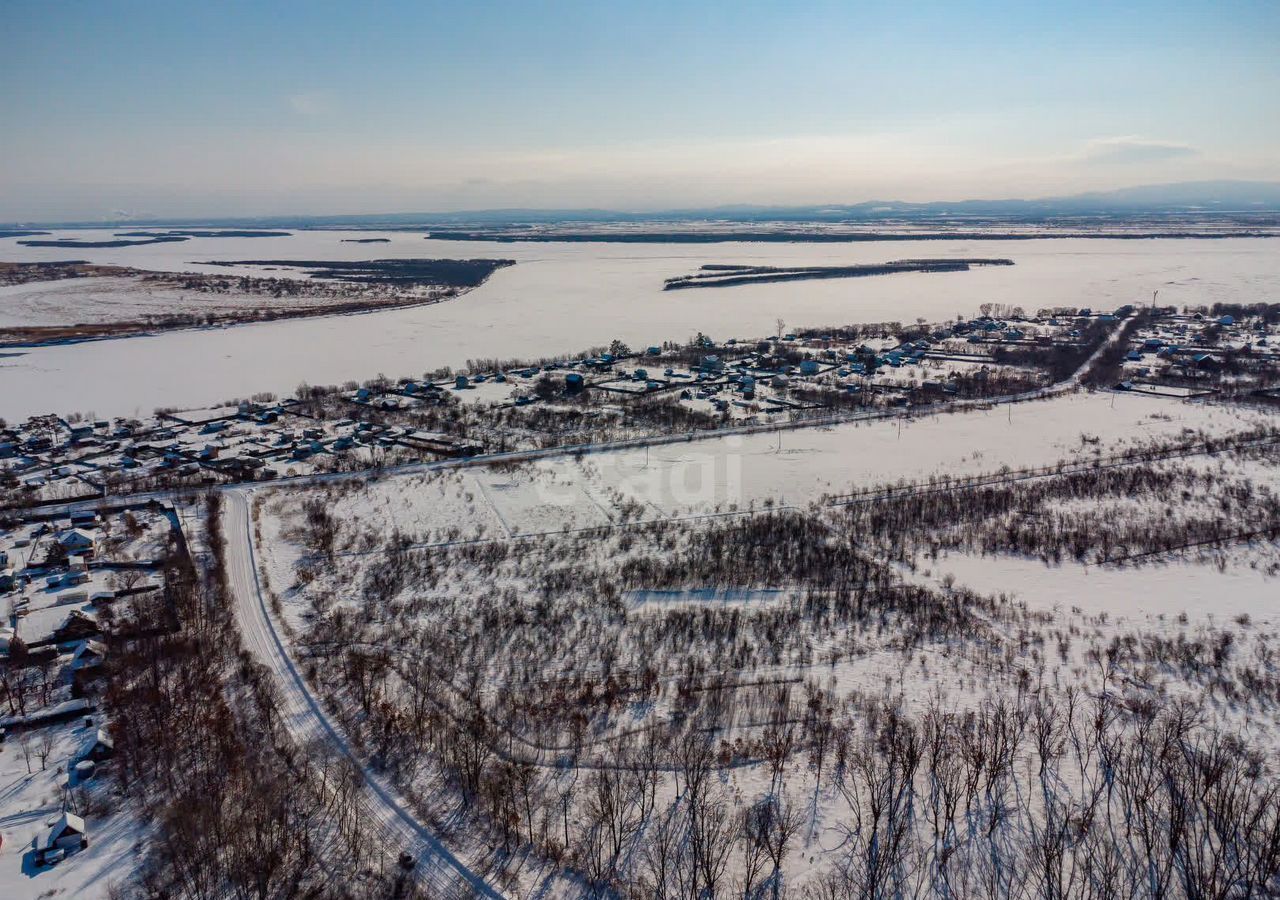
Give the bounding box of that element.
[2,0,1277,220]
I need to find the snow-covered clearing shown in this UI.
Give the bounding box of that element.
[0,275,401,329]
[254,392,1267,561]
[917,551,1279,622]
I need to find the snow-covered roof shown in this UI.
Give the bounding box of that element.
[57,528,95,548]
[43,811,86,849]
[73,639,107,662]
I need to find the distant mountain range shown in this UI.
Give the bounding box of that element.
[6,180,1280,229]
[686,180,1280,222]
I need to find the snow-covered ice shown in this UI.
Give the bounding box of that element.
[3,232,1278,419]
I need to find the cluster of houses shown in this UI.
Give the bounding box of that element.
[0,507,155,873]
[522,316,1093,415]
[2,307,1127,510]
[1117,309,1280,392]
[7,303,1237,508]
[326,312,1109,428]
[1,398,485,506]
[2,505,169,652]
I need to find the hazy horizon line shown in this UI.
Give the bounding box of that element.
[6,178,1280,229]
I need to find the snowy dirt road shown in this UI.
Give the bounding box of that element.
[221,489,503,899]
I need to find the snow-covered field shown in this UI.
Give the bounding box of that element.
[257,390,1277,604]
[918,550,1278,622]
[254,391,1258,548]
[2,231,1278,419]
[0,274,430,329]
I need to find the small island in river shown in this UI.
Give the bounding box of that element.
[663,258,1014,290]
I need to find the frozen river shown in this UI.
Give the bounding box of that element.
[2,229,1278,419]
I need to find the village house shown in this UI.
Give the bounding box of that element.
[37,811,88,865]
[53,609,100,644]
[69,510,97,529]
[85,726,115,761]
[72,638,107,669]
[56,528,96,557]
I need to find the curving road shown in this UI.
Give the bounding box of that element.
[221,488,503,899]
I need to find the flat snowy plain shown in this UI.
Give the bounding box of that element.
[2,230,1278,419]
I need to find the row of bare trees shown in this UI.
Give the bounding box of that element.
[835,430,1280,568]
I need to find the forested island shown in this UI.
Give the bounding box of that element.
[199,257,514,288]
[663,258,1014,289]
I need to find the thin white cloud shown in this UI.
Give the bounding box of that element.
[1079,136,1198,165]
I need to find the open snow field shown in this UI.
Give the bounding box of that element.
[257,389,1271,591]
[366,400,1263,536]
[0,274,430,329]
[2,231,1278,419]
[918,551,1278,622]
